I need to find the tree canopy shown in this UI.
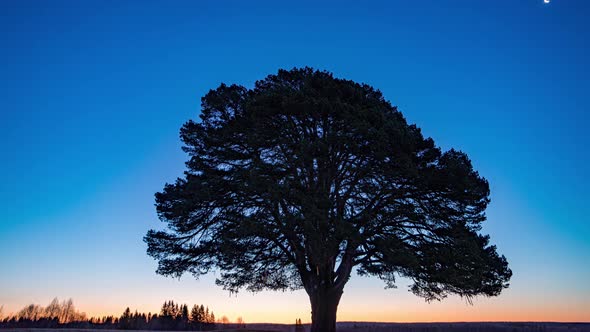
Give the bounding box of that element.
[145,67,511,332]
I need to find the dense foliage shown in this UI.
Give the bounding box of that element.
[145,68,512,332]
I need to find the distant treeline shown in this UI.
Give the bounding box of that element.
[0,299,219,330]
[335,322,590,332]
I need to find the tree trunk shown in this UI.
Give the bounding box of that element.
[309,288,343,332]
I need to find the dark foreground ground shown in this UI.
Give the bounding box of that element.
[333,322,590,332]
[2,323,590,332]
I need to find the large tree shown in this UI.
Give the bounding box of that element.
[145,68,511,332]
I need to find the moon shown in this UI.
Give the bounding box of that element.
[544,0,550,3]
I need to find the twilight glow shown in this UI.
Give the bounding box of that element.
[1,0,588,324]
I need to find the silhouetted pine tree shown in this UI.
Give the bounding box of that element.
[119,307,131,330]
[144,67,512,332]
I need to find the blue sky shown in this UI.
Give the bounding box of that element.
[0,0,589,322]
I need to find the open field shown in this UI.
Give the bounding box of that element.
[334,322,590,332]
[1,323,590,332]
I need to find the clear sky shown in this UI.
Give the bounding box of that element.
[1,0,589,324]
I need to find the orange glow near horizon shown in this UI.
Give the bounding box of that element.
[4,292,588,325]
[64,305,590,324]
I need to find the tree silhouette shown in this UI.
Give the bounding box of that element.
[199,305,206,322]
[145,67,512,332]
[236,316,245,328]
[189,305,200,324]
[218,315,229,324]
[295,318,304,332]
[45,298,61,321]
[119,307,131,330]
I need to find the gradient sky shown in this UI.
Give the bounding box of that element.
[1,0,589,324]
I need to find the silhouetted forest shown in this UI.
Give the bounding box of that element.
[0,298,217,330]
[2,299,589,332]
